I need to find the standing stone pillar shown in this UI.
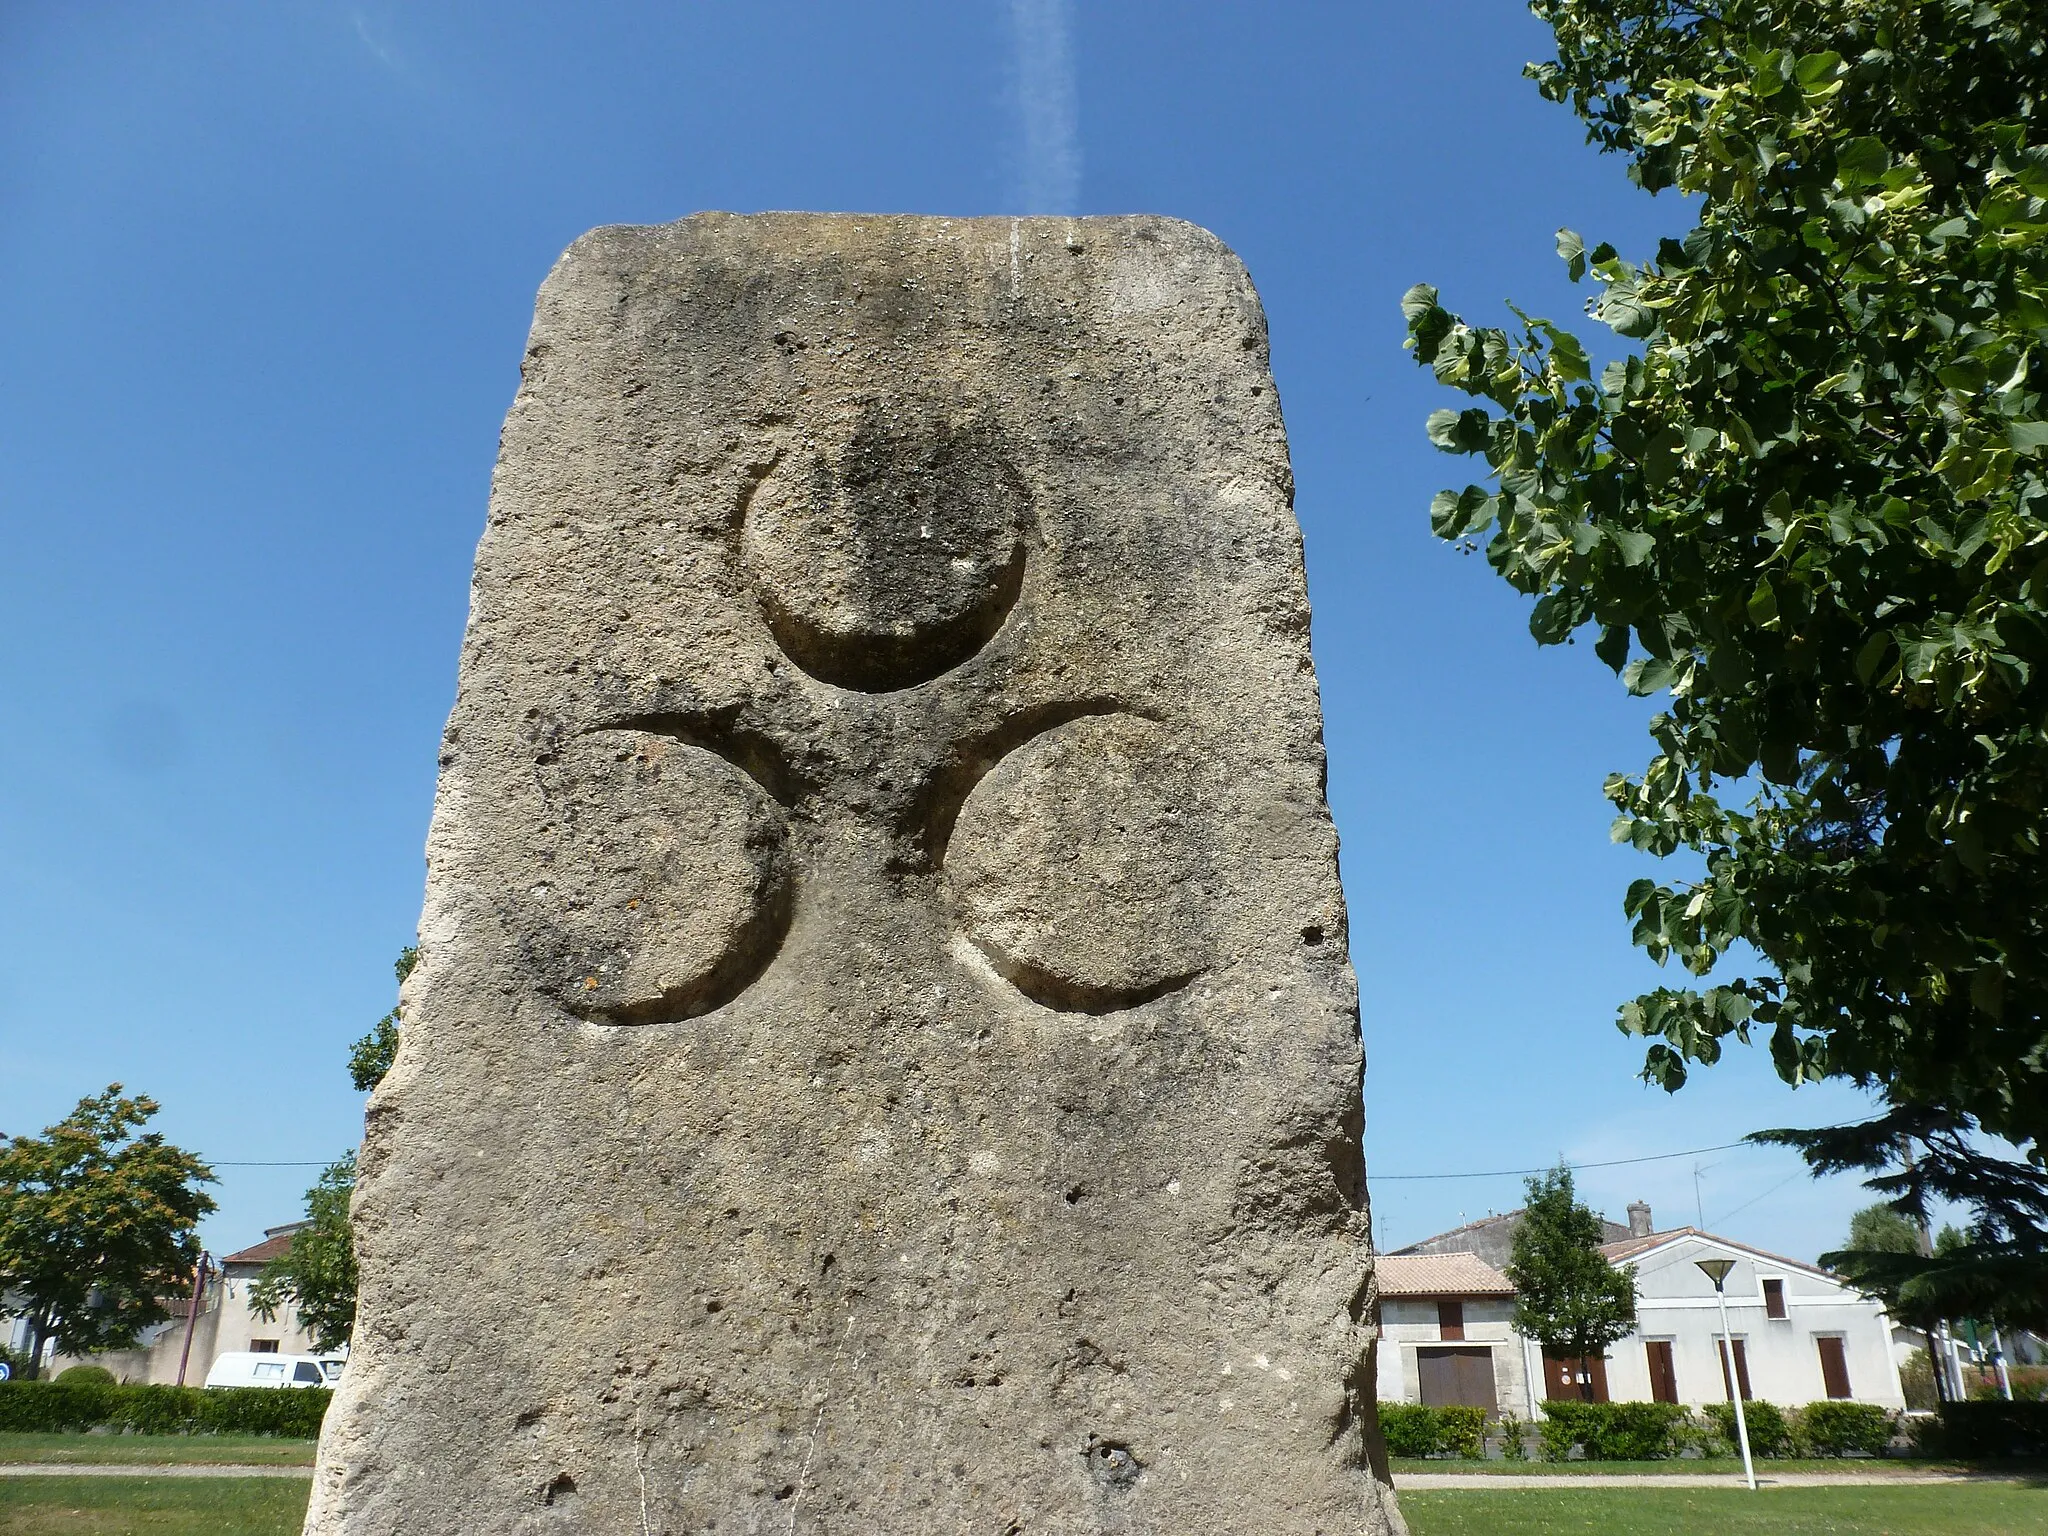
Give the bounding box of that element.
[308,214,1405,1536]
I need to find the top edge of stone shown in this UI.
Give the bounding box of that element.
[546,210,1254,285]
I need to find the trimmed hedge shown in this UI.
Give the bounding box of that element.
[1909,1400,2048,1459]
[0,1381,330,1438]
[1799,1400,1894,1456]
[1537,1400,1691,1461]
[1377,1403,1486,1458]
[1701,1399,1795,1458]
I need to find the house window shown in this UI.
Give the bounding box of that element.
[1718,1337,1753,1401]
[1645,1340,1679,1404]
[249,1339,280,1353]
[1437,1300,1465,1341]
[1816,1336,1853,1399]
[1763,1278,1787,1320]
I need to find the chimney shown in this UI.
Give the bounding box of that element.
[1628,1200,1653,1237]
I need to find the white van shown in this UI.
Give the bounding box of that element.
[203,1351,330,1390]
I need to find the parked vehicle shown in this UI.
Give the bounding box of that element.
[203,1351,329,1389]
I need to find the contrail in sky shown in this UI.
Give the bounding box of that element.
[1011,0,1080,214]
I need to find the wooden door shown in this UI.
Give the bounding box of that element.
[1645,1340,1679,1404]
[1542,1351,1610,1402]
[1717,1337,1753,1401]
[1417,1347,1498,1413]
[1816,1336,1852,1399]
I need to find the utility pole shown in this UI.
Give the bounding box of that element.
[174,1255,211,1388]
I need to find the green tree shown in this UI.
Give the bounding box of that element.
[249,1153,359,1352]
[0,1086,215,1378]
[258,944,420,1351]
[1846,1200,1921,1256]
[1404,0,2047,1315]
[347,945,419,1092]
[1505,1165,1639,1399]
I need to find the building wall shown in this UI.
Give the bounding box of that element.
[1375,1297,1536,1416]
[1608,1238,1905,1410]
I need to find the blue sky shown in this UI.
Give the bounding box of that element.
[1,1,1889,1263]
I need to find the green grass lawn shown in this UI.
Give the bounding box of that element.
[0,1477,309,1536]
[0,1432,317,1466]
[1388,1455,2001,1477]
[1401,1483,2047,1535]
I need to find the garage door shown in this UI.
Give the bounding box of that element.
[1417,1347,1498,1413]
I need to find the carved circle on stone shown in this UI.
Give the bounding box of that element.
[741,405,1028,692]
[532,731,792,1024]
[945,714,1208,1013]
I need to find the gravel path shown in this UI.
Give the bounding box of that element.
[0,1463,314,1479]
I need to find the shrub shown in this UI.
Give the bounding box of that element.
[1436,1405,1486,1459]
[1909,1400,2048,1459]
[1701,1399,1795,1458]
[1970,1366,2048,1403]
[1377,1403,1440,1458]
[1495,1411,1529,1460]
[53,1365,116,1386]
[1537,1400,1692,1461]
[0,1381,329,1438]
[1797,1400,1894,1457]
[1376,1403,1488,1458]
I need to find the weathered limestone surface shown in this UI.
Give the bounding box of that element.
[308,213,1405,1536]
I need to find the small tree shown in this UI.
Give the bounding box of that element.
[347,945,419,1092]
[1505,1165,1639,1399]
[0,1086,215,1378]
[250,1153,359,1352]
[1846,1201,1922,1257]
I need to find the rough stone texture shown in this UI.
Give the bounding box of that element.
[307,213,1405,1536]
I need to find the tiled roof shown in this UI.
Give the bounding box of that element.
[1376,1252,1515,1297]
[219,1234,295,1268]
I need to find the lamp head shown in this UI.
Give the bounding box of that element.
[1696,1257,1736,1290]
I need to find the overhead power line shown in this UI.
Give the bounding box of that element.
[1371,1123,1861,1183]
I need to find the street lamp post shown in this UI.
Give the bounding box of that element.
[1697,1257,1757,1491]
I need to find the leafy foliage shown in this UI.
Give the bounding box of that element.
[1909,1398,2048,1457]
[1504,1165,1639,1385]
[248,1153,359,1352]
[0,1087,215,1378]
[1798,1398,1896,1455]
[0,1380,330,1438]
[1406,0,2048,1319]
[1376,1402,1486,1459]
[1760,1108,2048,1329]
[1846,1199,1923,1255]
[1407,0,2048,1136]
[1537,1400,1692,1461]
[1703,1397,1797,1458]
[347,945,418,1093]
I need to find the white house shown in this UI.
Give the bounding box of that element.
[1600,1224,1906,1412]
[1377,1204,1906,1415]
